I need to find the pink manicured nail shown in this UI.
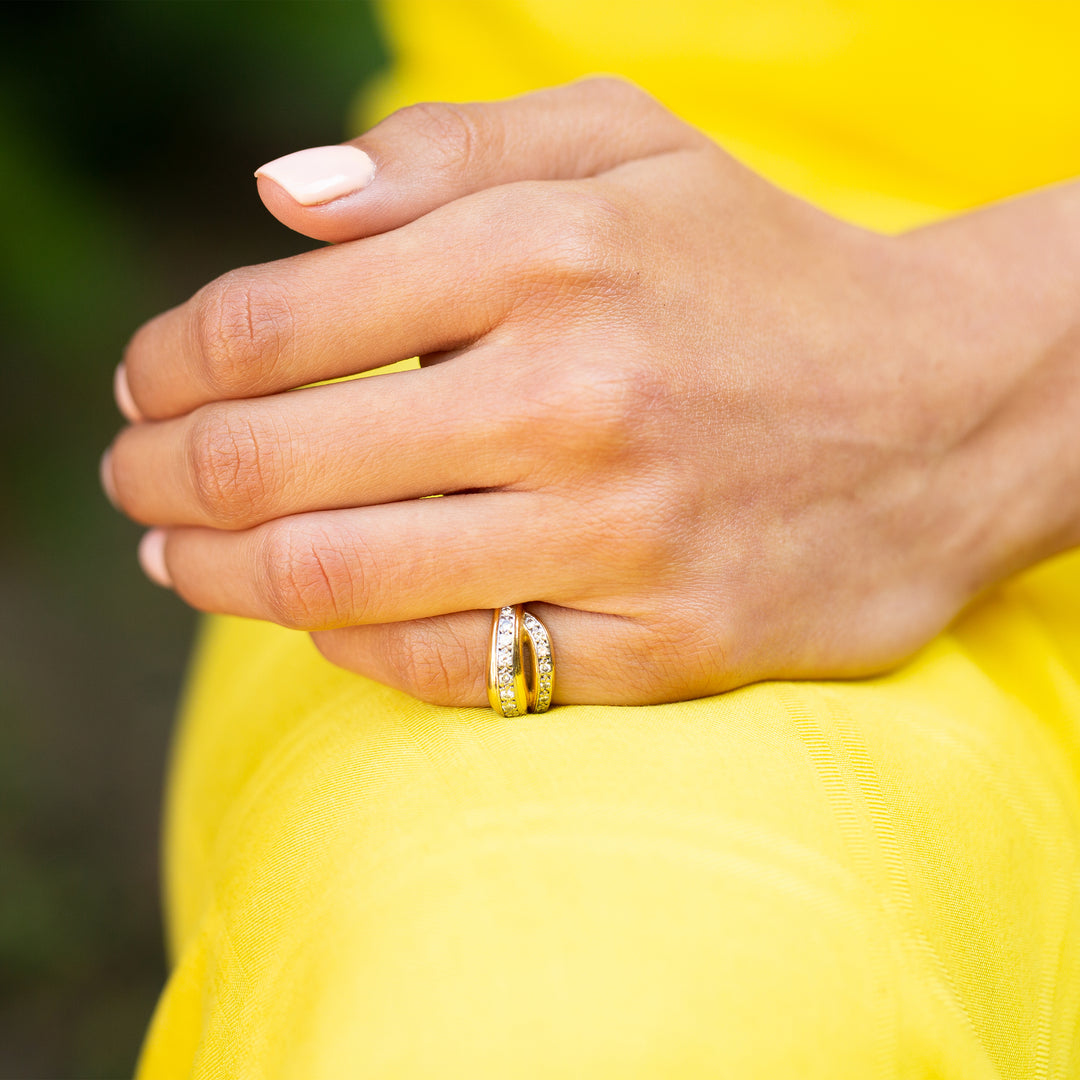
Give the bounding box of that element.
[100,447,119,510]
[114,363,142,422]
[139,529,172,588]
[254,145,375,206]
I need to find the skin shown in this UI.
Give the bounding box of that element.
[102,77,1080,707]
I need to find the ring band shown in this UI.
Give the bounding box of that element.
[522,610,554,712]
[488,605,529,717]
[487,605,555,716]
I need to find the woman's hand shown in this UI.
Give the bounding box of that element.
[101,78,1080,705]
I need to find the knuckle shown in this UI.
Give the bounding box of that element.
[652,621,726,699]
[672,609,738,694]
[258,521,360,631]
[574,75,698,144]
[532,355,666,469]
[622,626,681,699]
[522,185,636,297]
[620,486,684,576]
[577,482,680,585]
[192,269,294,397]
[187,407,277,526]
[380,620,481,706]
[393,100,498,178]
[577,74,652,109]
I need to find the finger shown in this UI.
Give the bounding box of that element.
[108,353,535,530]
[148,492,622,630]
[311,606,671,707]
[255,77,703,243]
[122,185,546,420]
[114,362,142,422]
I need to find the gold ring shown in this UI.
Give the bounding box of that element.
[488,605,529,717]
[522,609,554,712]
[487,605,555,716]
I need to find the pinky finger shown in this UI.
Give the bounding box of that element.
[311,604,676,708]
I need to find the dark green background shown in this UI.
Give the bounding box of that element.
[0,3,387,1074]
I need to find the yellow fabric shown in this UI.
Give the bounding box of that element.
[363,0,1080,234]
[137,2,1080,1076]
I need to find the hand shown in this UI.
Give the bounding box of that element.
[101,78,1080,705]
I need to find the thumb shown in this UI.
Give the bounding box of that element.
[254,76,702,243]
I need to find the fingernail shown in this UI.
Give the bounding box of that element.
[114,363,142,422]
[138,529,172,588]
[254,145,375,206]
[100,447,119,510]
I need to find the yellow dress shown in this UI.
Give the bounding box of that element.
[137,2,1080,1076]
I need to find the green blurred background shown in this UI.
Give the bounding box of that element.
[0,3,387,1074]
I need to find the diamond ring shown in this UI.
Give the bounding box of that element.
[487,605,555,716]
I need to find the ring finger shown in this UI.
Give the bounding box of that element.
[150,490,623,631]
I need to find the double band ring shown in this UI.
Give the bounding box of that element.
[487,605,555,717]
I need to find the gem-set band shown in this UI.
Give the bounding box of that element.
[522,611,554,712]
[487,605,555,716]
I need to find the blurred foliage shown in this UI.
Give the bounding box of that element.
[0,2,387,1075]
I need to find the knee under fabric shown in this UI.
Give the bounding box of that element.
[137,1,1080,1074]
[139,554,1080,1077]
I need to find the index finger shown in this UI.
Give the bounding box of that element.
[256,77,703,243]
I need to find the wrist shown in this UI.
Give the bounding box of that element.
[896,184,1080,598]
